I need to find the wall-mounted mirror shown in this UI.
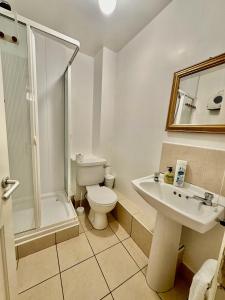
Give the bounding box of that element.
[166,53,225,133]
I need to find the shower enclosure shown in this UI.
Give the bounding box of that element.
[0,8,79,244]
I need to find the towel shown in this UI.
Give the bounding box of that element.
[218,249,225,289]
[188,259,218,300]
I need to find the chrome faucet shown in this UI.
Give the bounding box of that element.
[192,192,214,206]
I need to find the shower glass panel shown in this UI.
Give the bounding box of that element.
[0,16,36,234]
[33,29,74,227]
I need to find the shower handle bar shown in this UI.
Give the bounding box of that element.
[1,177,20,200]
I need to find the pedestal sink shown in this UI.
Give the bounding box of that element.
[132,175,224,293]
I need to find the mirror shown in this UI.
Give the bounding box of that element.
[166,53,225,133]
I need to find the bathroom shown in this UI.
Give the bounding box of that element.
[0,0,225,299]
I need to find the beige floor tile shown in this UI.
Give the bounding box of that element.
[17,275,63,300]
[86,226,119,254]
[17,246,59,293]
[112,272,160,300]
[142,265,147,276]
[61,257,109,300]
[109,215,130,241]
[57,233,94,271]
[96,243,139,291]
[78,214,93,232]
[159,277,190,300]
[103,294,113,300]
[122,238,148,268]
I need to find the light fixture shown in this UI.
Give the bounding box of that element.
[98,0,117,15]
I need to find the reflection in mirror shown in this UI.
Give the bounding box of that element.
[174,63,225,125]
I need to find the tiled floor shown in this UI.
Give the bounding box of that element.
[17,213,189,300]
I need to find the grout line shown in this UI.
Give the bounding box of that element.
[99,292,111,300]
[56,243,65,300]
[110,269,141,293]
[60,255,95,274]
[91,240,121,256]
[95,255,111,293]
[86,231,142,295]
[83,229,111,294]
[18,273,60,295]
[84,226,121,256]
[120,238,143,271]
[81,220,113,295]
[108,221,130,243]
[83,213,147,295]
[99,292,115,300]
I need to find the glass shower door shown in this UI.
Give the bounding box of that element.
[0,16,38,234]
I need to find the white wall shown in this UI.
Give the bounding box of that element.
[114,0,225,207]
[70,52,94,195]
[113,0,225,272]
[71,52,94,155]
[92,50,103,155]
[92,48,117,164]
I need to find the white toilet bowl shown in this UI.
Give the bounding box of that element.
[86,185,117,230]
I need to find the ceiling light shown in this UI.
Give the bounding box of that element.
[98,0,117,15]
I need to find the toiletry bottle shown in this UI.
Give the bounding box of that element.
[164,167,174,184]
[174,160,187,187]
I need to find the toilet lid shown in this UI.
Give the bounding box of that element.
[87,186,117,205]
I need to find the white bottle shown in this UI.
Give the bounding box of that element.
[174,160,187,187]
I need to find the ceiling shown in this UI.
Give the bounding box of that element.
[10,0,172,56]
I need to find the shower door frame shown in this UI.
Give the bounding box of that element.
[27,25,41,229]
[0,7,80,236]
[65,65,72,197]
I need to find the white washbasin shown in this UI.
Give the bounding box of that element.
[132,175,224,234]
[132,175,225,292]
[132,175,224,292]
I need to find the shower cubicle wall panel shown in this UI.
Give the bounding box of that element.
[34,30,74,226]
[0,8,79,240]
[0,16,36,234]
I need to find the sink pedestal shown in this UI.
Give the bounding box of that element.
[146,212,182,292]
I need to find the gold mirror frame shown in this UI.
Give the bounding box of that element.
[166,53,225,133]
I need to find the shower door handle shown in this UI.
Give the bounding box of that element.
[1,177,20,200]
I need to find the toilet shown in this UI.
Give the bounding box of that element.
[76,155,117,230]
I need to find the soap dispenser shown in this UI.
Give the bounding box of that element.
[164,167,174,184]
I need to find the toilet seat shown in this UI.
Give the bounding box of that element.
[86,185,117,206]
